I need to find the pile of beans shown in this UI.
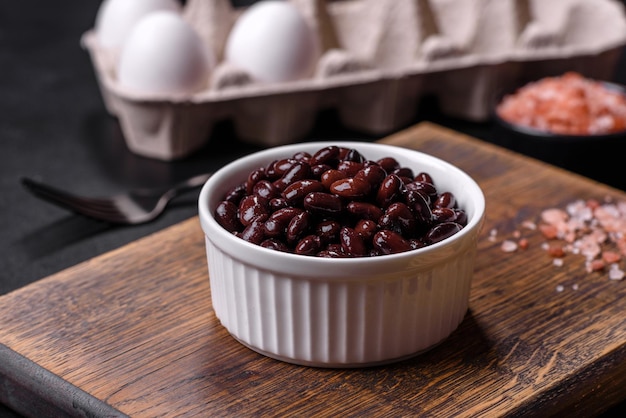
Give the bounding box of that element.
[214,146,468,257]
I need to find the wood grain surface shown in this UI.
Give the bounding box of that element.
[1,122,625,417]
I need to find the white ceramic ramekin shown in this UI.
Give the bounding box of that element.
[198,141,485,367]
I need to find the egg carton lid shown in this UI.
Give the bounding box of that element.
[82,0,626,160]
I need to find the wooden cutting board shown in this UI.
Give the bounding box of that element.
[1,122,625,417]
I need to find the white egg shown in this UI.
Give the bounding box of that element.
[95,0,182,49]
[225,1,320,83]
[117,11,214,96]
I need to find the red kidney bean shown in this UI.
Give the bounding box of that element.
[224,184,246,205]
[373,230,412,254]
[355,164,386,188]
[304,192,343,216]
[253,180,279,200]
[287,210,311,243]
[344,148,365,163]
[330,177,371,199]
[273,161,311,191]
[346,201,383,222]
[240,216,268,245]
[272,158,296,178]
[310,146,339,166]
[426,222,463,244]
[392,167,414,179]
[315,220,341,243]
[340,227,367,257]
[338,147,351,159]
[378,202,416,237]
[431,207,457,224]
[337,160,364,177]
[269,197,288,212]
[317,249,344,258]
[215,200,241,233]
[265,159,279,179]
[295,235,321,255]
[415,172,434,184]
[454,209,468,226]
[282,180,324,204]
[376,174,404,208]
[264,207,303,237]
[376,157,400,173]
[354,219,377,241]
[238,195,269,226]
[260,238,289,252]
[404,189,432,228]
[311,163,332,178]
[246,167,266,195]
[404,190,432,219]
[292,151,311,161]
[320,169,346,189]
[405,181,436,202]
[434,191,456,209]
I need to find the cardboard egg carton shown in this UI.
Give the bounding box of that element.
[82,0,626,160]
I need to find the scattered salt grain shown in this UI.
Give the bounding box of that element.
[586,259,605,273]
[546,243,566,258]
[541,208,568,225]
[609,264,625,281]
[501,240,518,253]
[495,195,626,284]
[518,238,529,250]
[539,224,558,239]
[572,283,579,290]
[556,285,564,292]
[602,251,621,264]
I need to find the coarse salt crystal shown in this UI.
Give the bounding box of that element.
[518,238,529,250]
[546,243,566,258]
[539,224,558,239]
[553,258,564,267]
[501,240,518,253]
[586,259,605,273]
[602,251,621,264]
[541,208,568,224]
[609,267,625,281]
[556,285,565,292]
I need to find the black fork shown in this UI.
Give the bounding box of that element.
[21,173,212,224]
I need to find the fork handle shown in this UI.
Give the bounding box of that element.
[168,173,213,196]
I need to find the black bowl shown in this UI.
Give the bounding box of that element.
[491,80,626,191]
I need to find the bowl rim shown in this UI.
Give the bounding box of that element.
[198,141,486,276]
[494,79,626,141]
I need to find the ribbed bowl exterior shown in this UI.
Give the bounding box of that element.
[205,235,477,367]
